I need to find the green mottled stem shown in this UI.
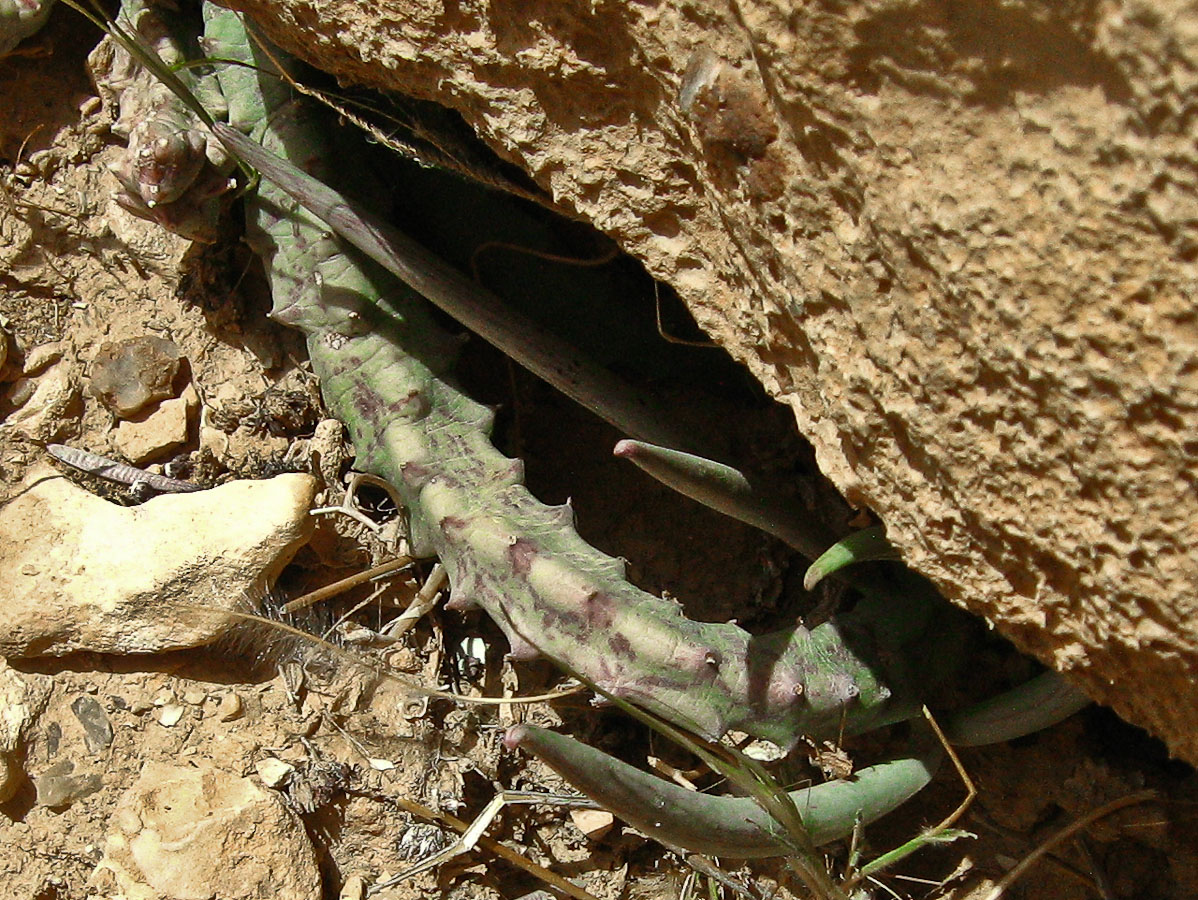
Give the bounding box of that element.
[508,673,1089,858]
[505,723,941,858]
[235,96,943,748]
[0,0,55,56]
[199,1,296,133]
[88,0,236,241]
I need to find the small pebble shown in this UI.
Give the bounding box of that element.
[338,874,366,900]
[70,696,114,755]
[741,738,786,762]
[254,757,294,788]
[88,336,183,418]
[157,704,185,727]
[22,341,64,375]
[6,378,34,407]
[385,647,420,673]
[34,762,103,808]
[215,691,243,722]
[182,689,207,706]
[570,808,615,841]
[113,384,197,463]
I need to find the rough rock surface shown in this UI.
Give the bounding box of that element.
[0,658,53,803]
[226,0,1198,762]
[92,760,321,900]
[1,354,82,442]
[0,470,317,656]
[114,383,200,463]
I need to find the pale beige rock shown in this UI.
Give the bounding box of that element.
[227,0,1198,763]
[113,383,199,464]
[338,874,366,900]
[91,760,320,900]
[2,357,82,442]
[570,808,615,841]
[254,757,294,788]
[0,658,52,803]
[214,691,244,722]
[310,417,350,489]
[0,469,317,657]
[22,340,64,376]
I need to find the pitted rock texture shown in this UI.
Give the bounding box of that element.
[92,760,321,900]
[225,0,1198,763]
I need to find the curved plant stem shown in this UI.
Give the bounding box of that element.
[612,438,836,560]
[803,526,899,590]
[505,723,941,859]
[944,672,1090,747]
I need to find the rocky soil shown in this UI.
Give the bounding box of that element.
[0,6,1196,900]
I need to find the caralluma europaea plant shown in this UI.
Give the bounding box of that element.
[67,1,1092,892]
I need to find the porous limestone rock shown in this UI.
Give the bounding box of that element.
[0,469,317,656]
[92,760,320,900]
[224,0,1198,763]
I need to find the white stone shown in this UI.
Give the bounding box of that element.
[0,469,317,656]
[91,761,320,900]
[254,757,294,788]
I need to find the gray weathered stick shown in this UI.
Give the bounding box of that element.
[212,121,702,456]
[46,443,202,493]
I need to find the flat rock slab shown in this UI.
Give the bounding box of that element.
[92,760,321,900]
[0,470,317,657]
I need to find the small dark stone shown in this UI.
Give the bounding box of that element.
[88,336,183,418]
[70,695,114,754]
[33,761,104,808]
